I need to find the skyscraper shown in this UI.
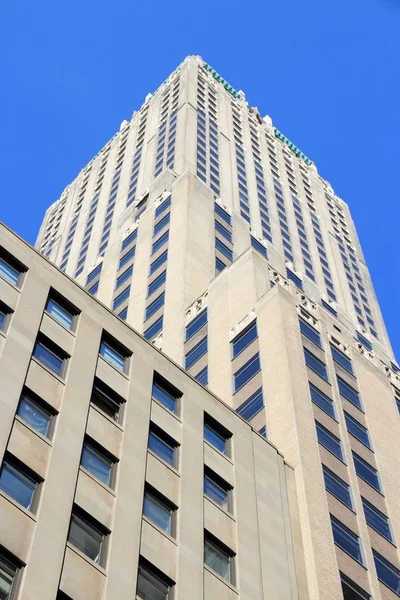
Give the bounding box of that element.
[34,55,400,599]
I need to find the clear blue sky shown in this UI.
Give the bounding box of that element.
[1,0,399,358]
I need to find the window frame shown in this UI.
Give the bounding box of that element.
[0,301,13,334]
[68,509,108,567]
[331,344,355,375]
[330,515,364,565]
[142,487,176,537]
[136,560,173,600]
[80,438,116,488]
[45,292,78,331]
[0,249,26,288]
[204,415,231,457]
[32,335,69,379]
[362,497,393,543]
[152,375,181,415]
[352,452,382,493]
[233,353,261,392]
[0,456,41,513]
[304,348,329,382]
[231,321,257,359]
[99,336,130,374]
[0,551,20,600]
[204,533,235,584]
[148,424,179,469]
[16,390,55,439]
[322,465,353,509]
[204,467,232,513]
[315,421,344,461]
[90,378,125,423]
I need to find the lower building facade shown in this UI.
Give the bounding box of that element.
[0,222,307,600]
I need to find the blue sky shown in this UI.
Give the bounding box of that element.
[1,0,399,357]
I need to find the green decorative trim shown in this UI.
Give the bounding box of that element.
[203,62,244,100]
[274,128,312,165]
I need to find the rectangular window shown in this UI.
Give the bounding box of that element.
[87,281,99,296]
[236,388,263,421]
[17,391,53,438]
[251,236,267,257]
[121,229,137,251]
[0,553,18,600]
[322,299,337,316]
[215,257,226,272]
[152,230,169,255]
[316,421,343,460]
[362,498,393,542]
[115,265,133,290]
[344,413,371,448]
[195,366,208,386]
[215,238,233,261]
[86,263,102,285]
[0,303,12,332]
[144,316,163,340]
[118,246,135,270]
[68,510,107,565]
[148,425,178,468]
[145,293,165,321]
[137,561,172,600]
[204,415,230,455]
[90,378,125,423]
[0,250,25,286]
[143,488,174,535]
[353,452,381,492]
[231,321,257,358]
[373,550,400,595]
[330,515,363,564]
[204,468,231,511]
[81,439,115,487]
[322,465,352,508]
[46,295,76,330]
[340,573,371,599]
[0,457,40,511]
[185,336,207,369]
[204,534,234,583]
[148,270,166,297]
[357,332,372,351]
[337,377,362,410]
[215,220,232,242]
[304,348,329,382]
[153,213,170,237]
[33,336,68,378]
[331,345,354,375]
[155,196,171,219]
[99,337,129,373]
[287,269,303,290]
[112,285,130,310]
[233,353,260,391]
[152,375,181,414]
[150,250,168,275]
[185,309,207,341]
[309,383,335,418]
[299,318,322,348]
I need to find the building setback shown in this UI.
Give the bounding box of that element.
[14,55,400,599]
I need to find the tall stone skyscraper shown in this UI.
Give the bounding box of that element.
[35,56,400,599]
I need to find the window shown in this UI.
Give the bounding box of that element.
[204,468,231,511]
[155,196,171,219]
[0,302,12,333]
[115,265,133,289]
[46,295,77,330]
[145,293,165,320]
[353,452,381,492]
[195,366,208,386]
[316,421,343,460]
[86,263,102,285]
[331,345,354,375]
[204,415,230,455]
[322,299,337,316]
[68,510,107,565]
[362,498,393,542]
[215,257,226,272]
[340,572,371,599]
[148,425,178,468]
[215,203,231,225]
[152,375,181,414]
[373,550,400,595]
[0,457,39,511]
[17,391,53,437]
[322,465,352,508]
[152,230,169,255]
[344,413,371,448]
[81,440,115,487]
[0,552,18,600]
[304,348,329,382]
[231,321,257,358]
[215,238,233,261]
[330,515,363,564]
[33,335,68,378]
[233,353,260,392]
[299,318,322,348]
[153,213,170,236]
[148,270,166,297]
[144,316,163,340]
[112,285,130,310]
[337,377,362,410]
[0,250,25,286]
[204,534,234,583]
[287,269,303,290]
[121,229,137,251]
[143,488,175,535]
[118,246,135,270]
[357,332,372,351]
[137,561,172,600]
[251,236,267,257]
[215,220,232,242]
[185,336,208,369]
[236,388,264,421]
[99,337,129,373]
[309,383,336,419]
[90,378,125,422]
[185,309,207,341]
[150,250,168,275]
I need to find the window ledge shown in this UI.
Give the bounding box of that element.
[79,467,117,497]
[204,495,236,522]
[98,355,130,380]
[30,357,66,385]
[44,311,77,337]
[90,403,124,432]
[66,542,107,575]
[152,397,182,423]
[142,516,178,547]
[0,490,37,522]
[204,565,239,594]
[204,440,234,465]
[147,449,180,477]
[14,415,53,447]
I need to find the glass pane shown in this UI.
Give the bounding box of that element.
[204,477,228,508]
[331,346,354,374]
[363,499,392,541]
[236,389,264,421]
[309,384,335,418]
[0,463,35,509]
[100,342,125,372]
[148,433,174,466]
[341,573,371,599]
[69,516,102,563]
[204,540,230,581]
[137,567,169,600]
[81,445,111,486]
[0,313,5,330]
[337,377,361,409]
[304,349,328,381]
[232,322,257,358]
[0,561,15,600]
[353,453,381,491]
[34,343,63,376]
[234,354,260,391]
[299,319,322,347]
[185,309,207,340]
[47,299,73,329]
[185,337,208,369]
[143,494,171,533]
[0,259,19,285]
[204,424,226,454]
[345,414,370,447]
[373,551,400,594]
[316,423,343,460]
[331,517,362,563]
[152,383,176,412]
[323,466,352,508]
[18,396,51,437]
